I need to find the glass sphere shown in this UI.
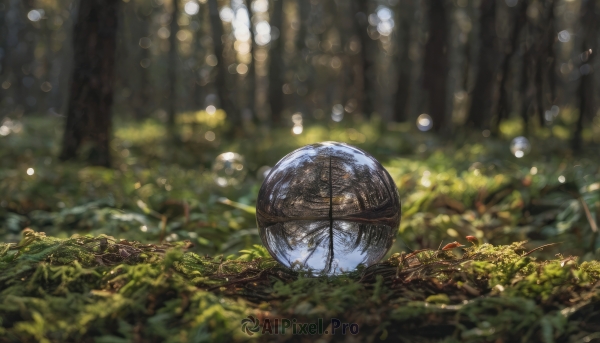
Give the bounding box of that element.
[212,152,247,187]
[510,136,531,158]
[256,142,400,275]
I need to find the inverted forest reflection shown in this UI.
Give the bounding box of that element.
[256,142,400,275]
[263,220,394,275]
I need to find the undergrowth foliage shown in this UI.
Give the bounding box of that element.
[2,118,600,341]
[1,230,599,342]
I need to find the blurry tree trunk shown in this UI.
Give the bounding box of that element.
[269,0,285,125]
[520,43,531,136]
[5,0,34,113]
[545,0,557,106]
[60,0,119,167]
[466,0,496,129]
[534,52,545,127]
[208,0,235,122]
[0,3,7,83]
[462,0,474,92]
[493,0,527,134]
[245,0,256,124]
[353,0,373,118]
[294,0,310,117]
[167,0,179,127]
[393,19,411,122]
[533,0,557,128]
[422,0,449,132]
[572,0,597,151]
[131,4,152,119]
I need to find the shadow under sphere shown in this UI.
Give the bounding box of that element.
[256,142,401,275]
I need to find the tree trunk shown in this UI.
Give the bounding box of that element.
[60,0,119,167]
[545,0,557,105]
[572,0,597,152]
[393,18,412,122]
[130,3,153,119]
[208,0,235,123]
[520,43,531,136]
[422,0,449,132]
[353,0,373,118]
[245,0,256,124]
[0,3,7,84]
[466,0,496,129]
[493,0,527,134]
[168,0,179,127]
[268,0,285,125]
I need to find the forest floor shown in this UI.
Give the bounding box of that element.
[1,115,600,342]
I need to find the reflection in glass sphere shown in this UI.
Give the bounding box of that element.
[416,114,433,131]
[256,142,400,275]
[212,152,247,187]
[510,136,531,158]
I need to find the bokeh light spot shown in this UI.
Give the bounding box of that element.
[416,114,433,131]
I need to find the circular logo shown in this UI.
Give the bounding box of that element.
[241,315,260,336]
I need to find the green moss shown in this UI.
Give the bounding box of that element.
[1,231,599,342]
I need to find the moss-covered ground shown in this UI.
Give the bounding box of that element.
[1,115,600,342]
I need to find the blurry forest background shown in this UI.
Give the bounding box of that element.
[1,0,600,258]
[1,0,599,149]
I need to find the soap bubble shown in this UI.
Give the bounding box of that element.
[416,114,433,131]
[27,9,43,22]
[212,152,247,186]
[558,30,570,43]
[510,136,531,158]
[256,142,400,275]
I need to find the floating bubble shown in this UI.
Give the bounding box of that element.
[558,30,570,43]
[27,10,42,22]
[416,114,433,131]
[256,142,400,275]
[212,152,247,187]
[510,136,531,158]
